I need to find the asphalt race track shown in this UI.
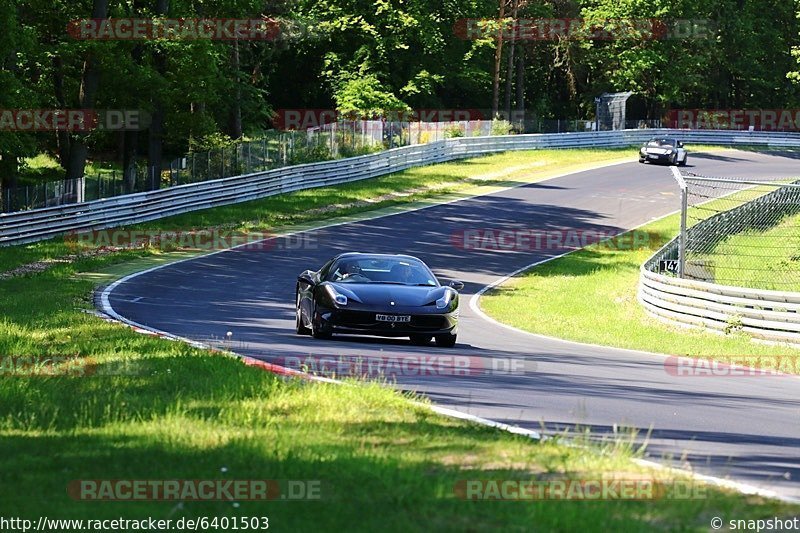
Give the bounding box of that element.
[106,150,800,499]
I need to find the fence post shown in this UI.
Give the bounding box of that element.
[670,166,688,279]
[679,186,688,278]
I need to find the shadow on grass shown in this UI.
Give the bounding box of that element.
[0,390,748,531]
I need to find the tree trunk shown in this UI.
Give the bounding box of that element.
[122,130,138,193]
[147,105,164,190]
[64,0,108,189]
[0,155,18,212]
[228,39,243,139]
[503,0,518,120]
[52,55,71,168]
[515,44,525,130]
[491,0,506,118]
[146,0,169,190]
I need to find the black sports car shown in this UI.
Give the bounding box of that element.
[638,137,688,166]
[295,253,463,347]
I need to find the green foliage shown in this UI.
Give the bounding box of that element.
[491,119,513,136]
[4,0,800,185]
[444,124,465,138]
[334,74,410,117]
[189,132,237,152]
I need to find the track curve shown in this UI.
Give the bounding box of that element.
[105,150,800,499]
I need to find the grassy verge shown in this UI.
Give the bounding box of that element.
[2,147,795,528]
[480,212,800,363]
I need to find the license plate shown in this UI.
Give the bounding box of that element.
[648,154,659,159]
[376,314,411,323]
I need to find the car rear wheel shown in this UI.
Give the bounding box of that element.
[679,155,688,167]
[295,294,310,335]
[434,333,457,348]
[409,335,432,346]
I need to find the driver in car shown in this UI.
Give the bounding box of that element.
[341,261,363,279]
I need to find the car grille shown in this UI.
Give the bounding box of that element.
[333,311,449,330]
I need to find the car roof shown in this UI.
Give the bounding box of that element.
[333,252,424,262]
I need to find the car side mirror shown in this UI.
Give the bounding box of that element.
[298,271,316,286]
[677,142,684,148]
[449,280,464,291]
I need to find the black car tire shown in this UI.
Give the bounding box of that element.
[311,306,332,340]
[434,333,457,348]
[409,335,432,346]
[638,157,645,163]
[295,293,311,335]
[679,156,687,167]
[670,153,678,166]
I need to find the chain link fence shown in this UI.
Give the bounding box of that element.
[2,117,670,213]
[1,128,382,213]
[678,172,800,290]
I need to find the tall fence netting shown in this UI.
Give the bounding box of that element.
[682,173,800,291]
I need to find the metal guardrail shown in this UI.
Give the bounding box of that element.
[3,128,800,246]
[639,267,800,344]
[640,171,800,345]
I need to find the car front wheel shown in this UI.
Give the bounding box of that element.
[311,306,332,340]
[295,293,310,335]
[409,335,432,346]
[434,333,457,348]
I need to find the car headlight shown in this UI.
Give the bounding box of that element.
[640,147,646,153]
[326,285,348,306]
[436,290,454,309]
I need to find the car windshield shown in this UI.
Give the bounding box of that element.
[647,138,676,147]
[325,256,438,286]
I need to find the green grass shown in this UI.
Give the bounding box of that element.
[690,210,800,291]
[2,147,796,528]
[18,154,122,185]
[1,252,797,529]
[480,213,800,362]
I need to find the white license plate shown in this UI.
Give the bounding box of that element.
[376,314,411,323]
[648,154,659,159]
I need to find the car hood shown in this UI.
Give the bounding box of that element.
[327,282,447,307]
[644,143,675,150]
